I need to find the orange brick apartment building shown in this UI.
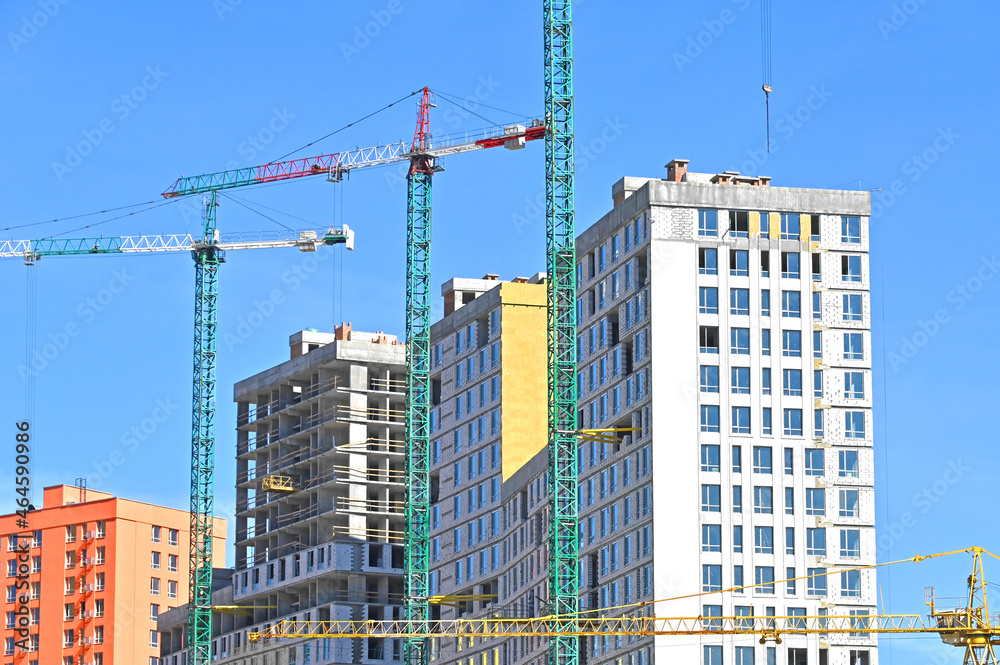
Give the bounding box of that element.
[0,485,226,665]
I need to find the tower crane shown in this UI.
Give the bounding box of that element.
[157,92,545,663]
[1,201,353,665]
[244,548,1000,665]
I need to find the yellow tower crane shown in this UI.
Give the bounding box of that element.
[242,548,1000,664]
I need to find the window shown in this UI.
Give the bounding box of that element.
[63,577,75,595]
[785,487,795,514]
[730,210,750,237]
[781,213,800,240]
[703,604,723,631]
[844,332,863,360]
[839,450,860,478]
[702,525,722,552]
[700,366,720,393]
[783,409,803,436]
[66,525,77,543]
[168,529,177,546]
[813,291,822,319]
[761,289,771,316]
[845,371,864,399]
[781,291,800,318]
[816,410,825,437]
[839,489,860,518]
[762,368,771,395]
[151,526,161,543]
[782,369,802,396]
[842,216,861,243]
[814,330,823,359]
[842,255,862,282]
[701,564,723,593]
[755,566,775,594]
[700,406,720,433]
[65,551,76,569]
[701,485,721,512]
[784,448,794,475]
[168,554,178,573]
[762,329,771,356]
[843,293,863,321]
[700,326,720,354]
[732,407,751,434]
[150,577,160,595]
[850,651,871,665]
[701,445,720,472]
[808,568,828,596]
[806,449,824,476]
[731,367,750,394]
[63,630,74,648]
[168,580,177,598]
[733,525,743,553]
[761,249,770,276]
[732,445,743,473]
[96,572,105,591]
[699,209,718,237]
[733,486,743,512]
[807,528,827,556]
[841,529,861,557]
[731,328,750,355]
[704,645,723,665]
[753,487,773,514]
[736,646,755,665]
[812,253,822,280]
[845,411,866,439]
[814,370,824,398]
[151,552,160,570]
[753,447,772,474]
[787,567,797,594]
[841,569,862,597]
[64,603,74,621]
[806,488,826,516]
[782,330,801,357]
[730,288,750,315]
[730,249,749,277]
[699,287,719,314]
[754,526,773,554]
[699,247,718,275]
[762,407,772,435]
[781,252,800,279]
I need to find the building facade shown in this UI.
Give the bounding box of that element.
[429,162,874,665]
[0,483,225,665]
[572,161,874,665]
[159,325,409,665]
[427,274,551,665]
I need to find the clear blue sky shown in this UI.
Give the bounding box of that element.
[1,2,997,660]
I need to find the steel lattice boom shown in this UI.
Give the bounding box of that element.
[544,3,579,665]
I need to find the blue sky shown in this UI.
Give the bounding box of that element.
[1,2,997,659]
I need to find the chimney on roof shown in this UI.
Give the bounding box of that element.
[482,274,499,281]
[665,159,689,182]
[335,322,352,341]
[512,276,529,284]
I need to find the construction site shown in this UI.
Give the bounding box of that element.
[0,3,995,665]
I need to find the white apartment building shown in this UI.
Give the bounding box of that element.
[573,160,874,665]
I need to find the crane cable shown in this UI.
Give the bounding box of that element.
[541,547,991,621]
[23,267,37,510]
[761,0,773,151]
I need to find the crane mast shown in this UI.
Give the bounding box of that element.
[544,4,579,665]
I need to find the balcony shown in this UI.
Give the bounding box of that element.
[335,497,405,517]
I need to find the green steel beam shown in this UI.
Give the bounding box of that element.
[404,166,432,665]
[544,3,579,665]
[189,192,221,665]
